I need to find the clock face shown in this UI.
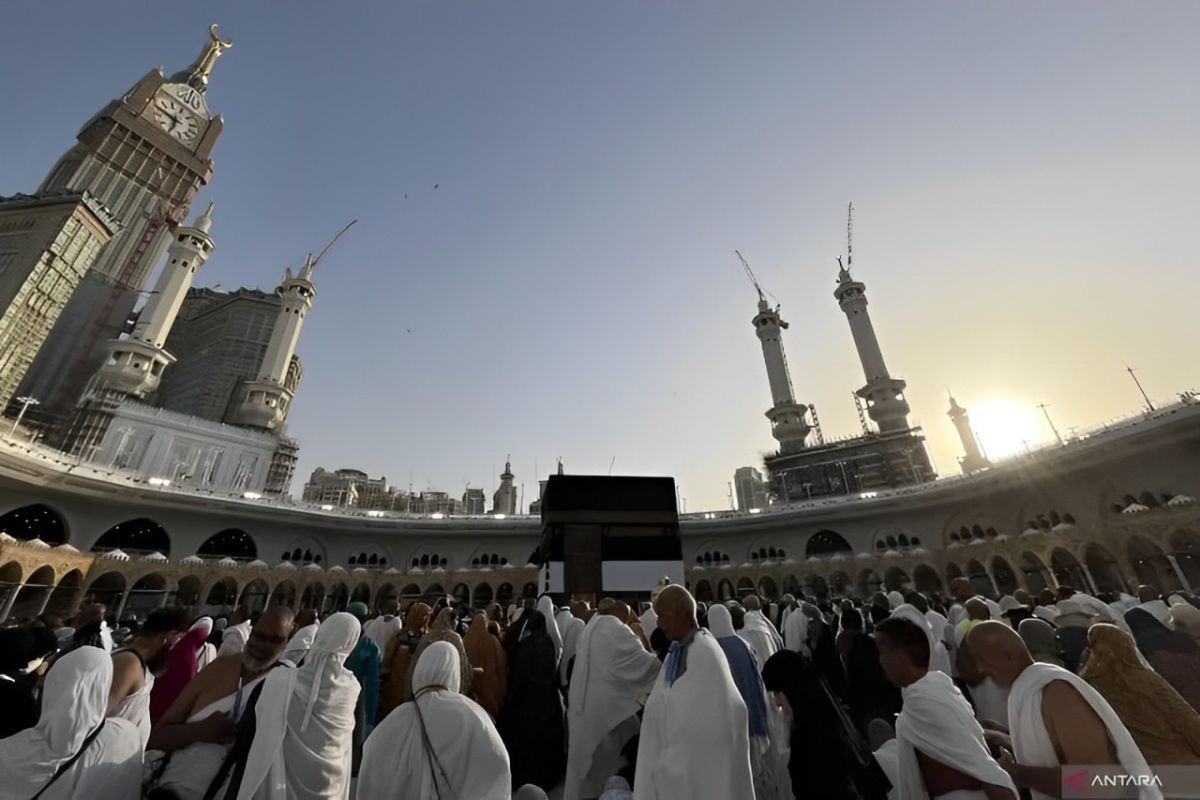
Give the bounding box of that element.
[153,95,201,143]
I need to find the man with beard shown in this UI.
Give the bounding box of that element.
[147,606,294,800]
[108,606,193,747]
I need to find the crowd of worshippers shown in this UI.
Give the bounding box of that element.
[0,578,1198,800]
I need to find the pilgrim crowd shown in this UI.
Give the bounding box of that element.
[1,576,1199,799]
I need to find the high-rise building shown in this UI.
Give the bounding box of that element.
[13,26,231,430]
[463,487,486,514]
[0,194,117,407]
[151,287,300,424]
[733,466,769,511]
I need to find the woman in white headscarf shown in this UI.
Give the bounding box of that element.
[234,612,362,799]
[537,595,563,664]
[357,641,511,799]
[0,646,141,800]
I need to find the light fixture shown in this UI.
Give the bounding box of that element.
[148,477,171,487]
[493,514,506,520]
[242,491,262,500]
[430,513,445,520]
[320,504,334,511]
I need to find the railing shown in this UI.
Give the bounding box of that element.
[2,394,1195,522]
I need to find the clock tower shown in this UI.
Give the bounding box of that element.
[12,25,232,435]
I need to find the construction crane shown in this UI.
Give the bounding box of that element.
[734,249,780,308]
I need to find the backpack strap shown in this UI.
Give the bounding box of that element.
[32,720,106,800]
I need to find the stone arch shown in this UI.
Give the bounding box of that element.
[496,583,514,606]
[883,566,910,592]
[239,578,270,613]
[1083,543,1125,594]
[425,583,446,601]
[473,582,493,607]
[1049,547,1088,592]
[716,578,736,602]
[326,583,350,613]
[830,571,852,596]
[1126,536,1180,592]
[279,536,326,566]
[350,583,372,605]
[92,518,171,557]
[44,568,85,619]
[197,529,258,561]
[399,583,422,602]
[451,583,470,604]
[1168,529,1200,590]
[375,583,398,608]
[735,577,754,598]
[125,573,169,618]
[175,575,203,608]
[83,570,126,613]
[806,530,854,559]
[912,564,941,595]
[694,580,714,603]
[270,580,297,608]
[205,577,238,608]
[965,559,994,597]
[300,583,325,610]
[782,574,801,596]
[991,556,1019,595]
[8,564,57,621]
[757,575,779,600]
[0,503,69,545]
[945,562,964,584]
[857,568,882,597]
[808,575,828,598]
[1019,551,1051,594]
[520,582,536,600]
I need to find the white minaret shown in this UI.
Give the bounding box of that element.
[947,391,990,473]
[834,254,912,434]
[227,220,354,431]
[86,203,216,399]
[227,258,316,431]
[752,290,810,452]
[492,456,517,515]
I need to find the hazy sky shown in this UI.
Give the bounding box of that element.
[3,2,1199,511]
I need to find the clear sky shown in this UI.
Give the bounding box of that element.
[3,2,1199,511]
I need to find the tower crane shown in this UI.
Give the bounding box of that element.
[734,250,780,309]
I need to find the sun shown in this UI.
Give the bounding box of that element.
[967,398,1043,460]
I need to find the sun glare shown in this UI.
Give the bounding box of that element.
[968,398,1043,460]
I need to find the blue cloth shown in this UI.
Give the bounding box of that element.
[345,635,380,733]
[715,634,769,737]
[664,628,697,686]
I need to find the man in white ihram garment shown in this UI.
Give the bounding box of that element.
[537,594,563,663]
[967,622,1161,800]
[0,647,142,800]
[281,609,320,666]
[565,602,662,800]
[357,640,510,799]
[634,585,754,800]
[219,608,254,658]
[108,607,193,748]
[232,612,360,799]
[738,595,782,667]
[150,607,295,800]
[875,616,1016,800]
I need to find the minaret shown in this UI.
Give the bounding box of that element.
[226,258,316,431]
[86,203,216,400]
[227,220,353,431]
[833,211,912,434]
[947,391,991,473]
[753,295,811,452]
[492,456,517,515]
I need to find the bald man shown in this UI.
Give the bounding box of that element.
[635,586,753,800]
[149,606,295,800]
[966,622,1157,800]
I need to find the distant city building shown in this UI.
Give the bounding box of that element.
[463,487,486,514]
[0,193,116,407]
[492,458,517,515]
[302,467,389,508]
[420,491,463,515]
[733,466,769,511]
